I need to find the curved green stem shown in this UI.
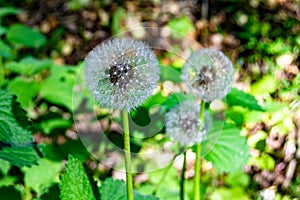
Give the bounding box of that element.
[180,151,187,200]
[194,101,205,200]
[123,110,134,200]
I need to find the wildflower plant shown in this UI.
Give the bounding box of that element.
[166,100,210,147]
[182,48,234,102]
[85,38,159,111]
[85,37,159,200]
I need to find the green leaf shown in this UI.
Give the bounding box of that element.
[0,40,12,58]
[24,158,62,196]
[202,121,250,173]
[40,65,77,110]
[0,26,7,36]
[0,90,39,167]
[168,16,195,39]
[159,65,182,83]
[226,88,264,111]
[7,77,39,108]
[6,24,46,48]
[100,178,159,200]
[60,155,96,200]
[225,171,250,188]
[4,57,51,76]
[0,7,20,18]
[161,92,195,111]
[209,187,250,200]
[251,75,277,95]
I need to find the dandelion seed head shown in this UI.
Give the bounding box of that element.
[85,38,159,110]
[182,48,234,102]
[166,101,210,146]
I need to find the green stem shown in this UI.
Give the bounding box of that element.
[153,156,175,195]
[123,110,134,200]
[180,151,187,200]
[194,101,205,200]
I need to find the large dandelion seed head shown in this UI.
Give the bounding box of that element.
[166,101,210,146]
[182,48,234,102]
[84,38,159,111]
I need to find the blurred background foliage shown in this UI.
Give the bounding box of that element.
[0,0,299,199]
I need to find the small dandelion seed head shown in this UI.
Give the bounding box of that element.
[84,38,159,110]
[166,101,210,146]
[182,48,234,102]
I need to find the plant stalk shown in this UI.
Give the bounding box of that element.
[180,151,187,200]
[194,101,205,200]
[123,110,134,200]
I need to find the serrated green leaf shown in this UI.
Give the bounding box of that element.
[159,65,182,83]
[7,77,39,108]
[40,65,77,110]
[7,24,46,48]
[0,7,20,18]
[202,121,250,173]
[24,158,62,196]
[100,178,159,200]
[0,90,39,167]
[4,57,51,76]
[226,88,264,111]
[60,155,96,200]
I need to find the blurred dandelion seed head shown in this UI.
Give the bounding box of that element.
[84,38,159,111]
[182,48,234,102]
[166,100,210,146]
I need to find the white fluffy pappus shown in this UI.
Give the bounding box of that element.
[166,100,210,146]
[84,38,159,111]
[182,48,234,102]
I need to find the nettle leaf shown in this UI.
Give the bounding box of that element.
[40,65,77,111]
[100,178,159,200]
[24,158,62,196]
[226,88,264,111]
[0,90,39,167]
[4,57,51,76]
[60,155,96,200]
[202,121,250,173]
[6,24,46,48]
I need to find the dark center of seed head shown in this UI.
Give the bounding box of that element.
[180,117,198,131]
[197,66,216,86]
[109,63,133,85]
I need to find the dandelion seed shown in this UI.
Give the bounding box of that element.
[182,48,234,102]
[166,101,210,146]
[85,38,159,110]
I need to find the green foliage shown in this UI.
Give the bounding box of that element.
[0,40,12,58]
[159,65,182,83]
[202,121,250,173]
[7,77,39,108]
[6,24,46,48]
[0,7,20,18]
[100,178,159,200]
[226,88,264,111]
[168,16,195,39]
[209,187,250,200]
[0,186,22,200]
[0,90,39,167]
[4,57,51,76]
[23,158,62,196]
[59,155,96,200]
[39,65,78,111]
